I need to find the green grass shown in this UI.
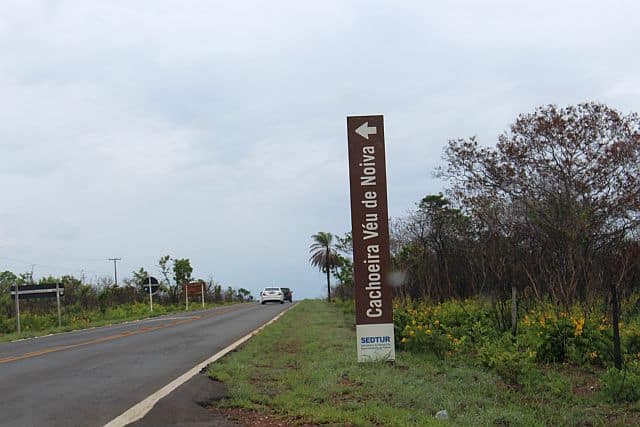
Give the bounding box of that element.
[208,300,640,426]
[0,301,236,343]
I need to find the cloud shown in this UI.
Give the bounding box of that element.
[1,1,639,298]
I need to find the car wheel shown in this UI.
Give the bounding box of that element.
[280,300,284,304]
[261,301,265,305]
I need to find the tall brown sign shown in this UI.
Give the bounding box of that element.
[347,115,395,362]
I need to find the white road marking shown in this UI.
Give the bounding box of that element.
[143,317,194,322]
[103,304,296,427]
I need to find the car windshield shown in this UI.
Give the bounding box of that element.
[264,288,280,291]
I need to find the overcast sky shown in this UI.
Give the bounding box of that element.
[1,1,639,299]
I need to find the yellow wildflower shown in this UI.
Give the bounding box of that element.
[573,317,585,336]
[426,329,432,335]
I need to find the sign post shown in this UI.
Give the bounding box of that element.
[347,115,395,362]
[142,276,159,312]
[148,277,153,312]
[15,283,20,334]
[201,282,205,308]
[11,284,65,332]
[56,282,62,327]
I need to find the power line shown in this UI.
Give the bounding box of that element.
[0,256,110,276]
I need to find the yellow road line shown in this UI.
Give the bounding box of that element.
[0,304,249,365]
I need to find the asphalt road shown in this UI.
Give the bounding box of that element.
[0,302,291,427]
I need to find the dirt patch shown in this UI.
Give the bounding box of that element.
[338,376,362,387]
[572,381,599,397]
[208,406,319,427]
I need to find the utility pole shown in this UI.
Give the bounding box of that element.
[108,258,121,286]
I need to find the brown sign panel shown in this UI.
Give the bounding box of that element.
[184,281,204,296]
[347,115,395,361]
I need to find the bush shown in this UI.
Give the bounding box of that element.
[400,322,451,357]
[0,316,14,334]
[478,335,534,384]
[528,314,614,365]
[535,317,575,363]
[623,324,640,356]
[601,361,640,403]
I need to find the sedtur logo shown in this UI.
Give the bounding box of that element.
[360,336,391,344]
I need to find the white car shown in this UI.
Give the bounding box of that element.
[260,287,284,304]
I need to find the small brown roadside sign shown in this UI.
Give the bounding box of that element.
[184,281,204,296]
[183,281,206,309]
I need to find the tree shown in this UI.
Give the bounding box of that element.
[236,288,251,301]
[309,232,340,302]
[0,271,19,319]
[391,195,473,301]
[132,267,149,291]
[173,258,193,298]
[158,255,173,300]
[333,255,354,299]
[442,102,640,366]
[158,255,194,302]
[223,286,235,302]
[443,103,640,304]
[333,232,354,300]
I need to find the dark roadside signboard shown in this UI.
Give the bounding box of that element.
[11,283,65,331]
[10,284,64,299]
[142,276,160,294]
[346,115,395,362]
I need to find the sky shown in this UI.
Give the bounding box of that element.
[1,1,639,299]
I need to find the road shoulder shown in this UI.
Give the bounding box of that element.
[129,373,237,427]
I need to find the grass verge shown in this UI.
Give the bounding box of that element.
[208,300,640,426]
[0,302,237,343]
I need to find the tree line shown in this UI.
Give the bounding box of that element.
[1,254,251,332]
[312,103,640,369]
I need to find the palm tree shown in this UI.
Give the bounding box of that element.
[309,232,340,302]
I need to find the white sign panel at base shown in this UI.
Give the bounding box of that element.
[356,323,396,362]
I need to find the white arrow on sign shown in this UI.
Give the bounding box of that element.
[355,122,377,140]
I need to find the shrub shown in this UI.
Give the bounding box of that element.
[535,317,574,363]
[0,316,15,334]
[601,361,640,403]
[400,321,451,357]
[478,336,534,385]
[623,324,640,356]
